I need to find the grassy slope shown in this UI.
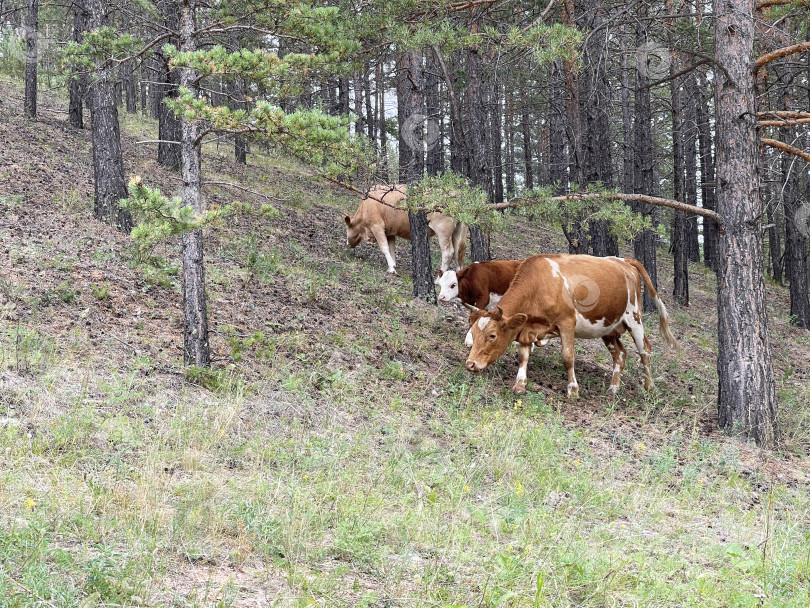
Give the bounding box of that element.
[1,79,810,607]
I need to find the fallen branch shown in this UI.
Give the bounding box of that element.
[756,0,807,9]
[762,138,810,163]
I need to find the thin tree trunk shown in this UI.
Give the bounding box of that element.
[520,84,534,191]
[425,52,443,176]
[24,0,38,119]
[505,86,515,195]
[88,0,132,232]
[633,12,659,312]
[179,0,210,367]
[157,0,181,170]
[714,0,779,447]
[694,71,718,269]
[490,81,504,206]
[68,0,88,129]
[671,55,689,306]
[549,61,567,195]
[398,49,434,303]
[683,73,700,265]
[465,43,491,261]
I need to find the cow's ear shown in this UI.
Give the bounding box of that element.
[456,266,469,280]
[344,215,352,226]
[505,313,528,331]
[436,269,444,278]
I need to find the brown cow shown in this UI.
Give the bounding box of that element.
[465,255,678,396]
[344,185,467,274]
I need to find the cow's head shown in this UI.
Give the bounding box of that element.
[434,269,459,303]
[465,307,527,373]
[344,215,363,248]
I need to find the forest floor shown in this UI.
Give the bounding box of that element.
[2,78,810,607]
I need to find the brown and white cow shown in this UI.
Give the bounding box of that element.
[435,260,523,309]
[344,185,467,274]
[465,254,678,397]
[435,260,523,346]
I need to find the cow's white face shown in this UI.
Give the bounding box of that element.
[435,270,460,303]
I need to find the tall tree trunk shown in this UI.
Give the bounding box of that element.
[88,0,132,232]
[775,65,810,327]
[633,12,659,312]
[490,81,504,206]
[504,86,515,195]
[620,31,634,202]
[671,56,689,306]
[398,50,434,303]
[714,0,779,446]
[68,0,88,129]
[377,60,388,175]
[520,83,534,191]
[694,71,718,269]
[579,0,616,257]
[179,0,210,367]
[548,61,567,194]
[683,73,700,266]
[465,43,491,261]
[425,53,443,176]
[24,0,38,119]
[157,0,181,171]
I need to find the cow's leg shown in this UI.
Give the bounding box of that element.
[370,225,397,273]
[513,342,531,394]
[627,319,654,391]
[430,218,456,271]
[560,327,578,398]
[452,223,467,269]
[387,235,396,267]
[602,335,626,395]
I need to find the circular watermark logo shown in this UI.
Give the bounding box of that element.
[796,203,810,238]
[561,275,601,313]
[636,42,671,80]
[401,113,440,154]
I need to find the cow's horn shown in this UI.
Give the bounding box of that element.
[461,302,480,312]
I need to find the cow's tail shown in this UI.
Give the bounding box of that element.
[625,258,679,351]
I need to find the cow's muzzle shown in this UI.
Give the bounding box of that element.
[466,360,486,373]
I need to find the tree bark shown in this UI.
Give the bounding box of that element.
[775,64,810,327]
[179,0,210,367]
[694,71,718,269]
[397,49,435,303]
[683,74,701,264]
[520,83,534,191]
[87,0,132,232]
[157,0,181,171]
[24,0,38,120]
[504,86,515,195]
[68,0,88,129]
[465,43,491,261]
[671,55,689,306]
[714,0,779,446]
[633,11,659,312]
[425,52,443,176]
[490,81,504,206]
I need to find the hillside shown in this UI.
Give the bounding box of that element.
[2,79,810,607]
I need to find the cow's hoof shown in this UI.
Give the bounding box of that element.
[512,381,527,394]
[387,268,398,275]
[608,384,620,397]
[566,383,579,399]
